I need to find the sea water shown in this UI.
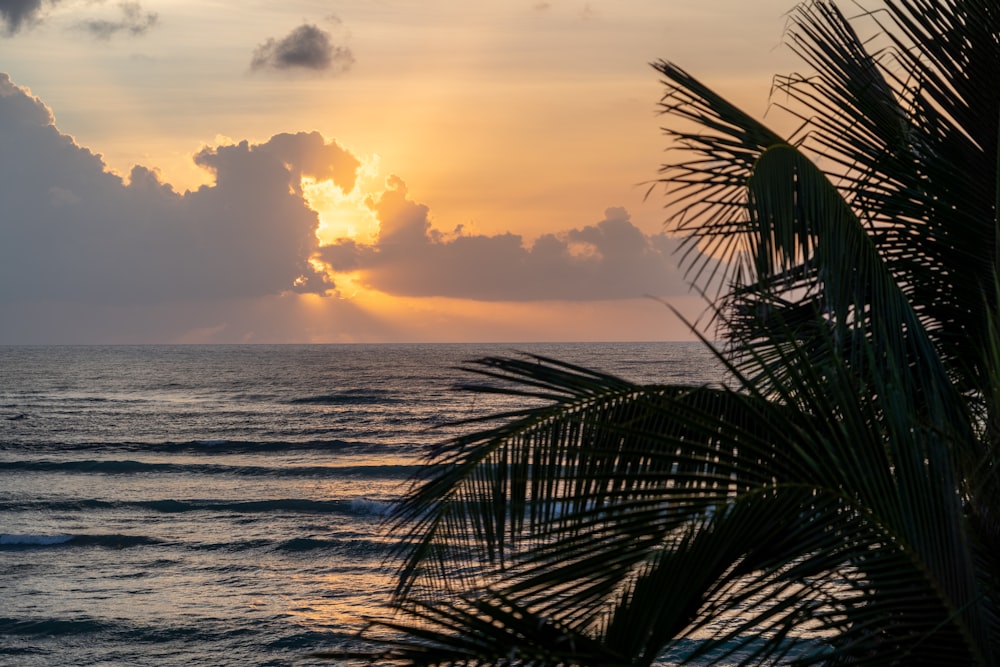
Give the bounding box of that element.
[0,343,722,666]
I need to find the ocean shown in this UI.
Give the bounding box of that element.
[0,342,722,666]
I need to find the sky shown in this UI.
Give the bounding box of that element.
[0,0,801,344]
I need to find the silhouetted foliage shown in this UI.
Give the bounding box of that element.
[363,1,1000,664]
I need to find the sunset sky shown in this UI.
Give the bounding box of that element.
[0,0,801,344]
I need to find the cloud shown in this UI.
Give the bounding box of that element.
[318,177,708,301]
[0,71,713,344]
[75,1,158,40]
[0,72,360,304]
[1,1,156,39]
[250,23,354,75]
[0,0,59,35]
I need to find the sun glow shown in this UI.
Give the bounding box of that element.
[298,154,399,303]
[301,154,384,246]
[328,271,368,300]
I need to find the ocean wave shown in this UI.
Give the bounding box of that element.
[0,533,161,550]
[0,460,177,474]
[0,438,392,455]
[0,614,263,645]
[0,616,113,636]
[0,533,74,546]
[276,534,391,553]
[0,459,419,478]
[347,498,393,515]
[158,439,379,453]
[288,390,400,406]
[277,537,343,552]
[191,539,275,553]
[266,628,361,650]
[137,498,393,516]
[0,498,392,516]
[0,497,394,516]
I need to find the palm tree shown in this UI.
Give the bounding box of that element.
[356,1,1000,664]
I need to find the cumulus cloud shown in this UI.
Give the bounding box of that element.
[318,177,708,301]
[251,23,354,74]
[0,0,59,35]
[0,72,360,304]
[75,1,158,40]
[0,71,712,345]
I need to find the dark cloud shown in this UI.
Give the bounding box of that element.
[0,0,58,35]
[1,1,157,39]
[0,73,360,305]
[318,177,709,301]
[75,1,158,40]
[251,23,354,74]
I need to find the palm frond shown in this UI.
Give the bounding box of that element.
[365,2,1000,665]
[380,331,989,664]
[775,0,1000,394]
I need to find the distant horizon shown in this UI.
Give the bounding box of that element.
[0,339,712,347]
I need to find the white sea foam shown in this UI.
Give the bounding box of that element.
[348,498,391,516]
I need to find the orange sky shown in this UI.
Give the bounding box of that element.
[0,1,803,344]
